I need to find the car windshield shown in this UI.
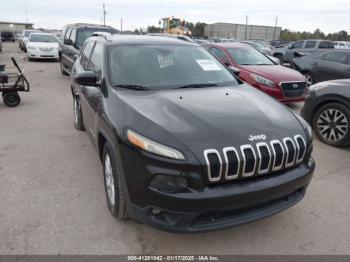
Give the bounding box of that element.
[346,42,350,48]
[77,28,117,47]
[29,34,58,43]
[24,31,37,37]
[109,44,238,90]
[227,47,274,65]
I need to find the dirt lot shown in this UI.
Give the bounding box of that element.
[0,42,349,255]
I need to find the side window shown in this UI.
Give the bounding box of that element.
[80,41,95,70]
[292,41,304,48]
[319,41,334,49]
[64,28,72,40]
[89,42,103,73]
[209,47,230,64]
[305,41,317,48]
[61,27,67,40]
[339,43,345,47]
[322,51,348,64]
[69,29,76,44]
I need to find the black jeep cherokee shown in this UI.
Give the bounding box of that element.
[71,35,315,233]
[59,23,118,75]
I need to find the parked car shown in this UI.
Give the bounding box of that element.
[0,36,2,52]
[59,23,119,75]
[213,38,236,43]
[205,42,307,103]
[293,50,350,87]
[193,38,210,45]
[274,39,334,64]
[19,29,39,51]
[1,31,15,42]
[26,33,59,61]
[148,33,195,43]
[301,79,350,147]
[334,41,350,49]
[270,40,292,48]
[70,35,314,232]
[241,41,273,56]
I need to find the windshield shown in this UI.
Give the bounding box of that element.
[228,47,274,65]
[109,44,238,90]
[29,34,58,43]
[24,31,37,37]
[77,28,117,47]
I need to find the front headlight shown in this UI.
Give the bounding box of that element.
[27,45,36,50]
[250,73,275,87]
[127,129,185,160]
[307,83,327,92]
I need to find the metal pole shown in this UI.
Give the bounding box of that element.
[121,18,123,32]
[103,3,106,26]
[273,16,278,40]
[24,0,29,24]
[245,16,248,40]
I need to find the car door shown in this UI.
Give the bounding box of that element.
[74,40,96,138]
[82,41,104,140]
[66,28,79,72]
[61,28,72,70]
[314,51,350,82]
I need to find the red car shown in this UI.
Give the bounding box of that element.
[205,42,307,103]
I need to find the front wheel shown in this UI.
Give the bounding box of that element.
[3,92,21,107]
[313,103,350,147]
[102,143,129,220]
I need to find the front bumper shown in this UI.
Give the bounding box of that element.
[126,154,315,233]
[28,49,59,59]
[253,83,305,103]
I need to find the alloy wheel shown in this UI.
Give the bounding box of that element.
[317,108,348,143]
[304,74,313,87]
[104,153,115,206]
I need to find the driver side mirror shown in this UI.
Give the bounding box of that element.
[288,43,293,49]
[74,71,100,87]
[64,38,73,45]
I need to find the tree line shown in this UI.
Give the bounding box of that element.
[280,28,350,42]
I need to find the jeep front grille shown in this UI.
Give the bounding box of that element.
[204,135,307,183]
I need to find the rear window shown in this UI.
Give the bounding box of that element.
[1,32,13,37]
[76,28,118,47]
[319,41,334,49]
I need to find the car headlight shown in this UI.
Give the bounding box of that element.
[250,73,275,87]
[307,83,327,92]
[27,45,36,50]
[127,129,185,160]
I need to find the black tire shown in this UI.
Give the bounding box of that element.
[60,58,69,75]
[313,103,350,147]
[274,54,284,65]
[102,143,129,220]
[73,95,85,131]
[302,71,314,87]
[28,57,33,62]
[3,92,21,107]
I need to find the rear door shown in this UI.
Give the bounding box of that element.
[285,40,304,63]
[61,28,72,71]
[315,51,350,82]
[65,28,78,72]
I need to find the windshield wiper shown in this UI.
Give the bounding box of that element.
[175,83,219,89]
[114,84,151,90]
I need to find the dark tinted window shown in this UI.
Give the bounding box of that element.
[70,29,76,43]
[319,41,334,49]
[64,28,72,40]
[292,41,304,48]
[305,41,317,48]
[322,51,348,64]
[209,47,230,64]
[89,42,103,73]
[80,41,95,70]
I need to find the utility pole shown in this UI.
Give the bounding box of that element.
[120,18,123,33]
[24,0,29,24]
[273,16,278,40]
[244,16,248,40]
[102,3,106,26]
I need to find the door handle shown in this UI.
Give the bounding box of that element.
[312,62,318,66]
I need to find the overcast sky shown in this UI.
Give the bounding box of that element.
[2,0,350,33]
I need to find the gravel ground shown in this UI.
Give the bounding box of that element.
[0,42,349,255]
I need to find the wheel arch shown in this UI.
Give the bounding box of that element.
[311,96,350,123]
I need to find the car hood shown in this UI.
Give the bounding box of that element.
[28,42,58,48]
[117,85,305,156]
[242,65,306,84]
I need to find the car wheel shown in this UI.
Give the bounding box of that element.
[303,72,313,87]
[3,92,21,107]
[313,103,350,147]
[60,58,69,76]
[102,143,129,220]
[274,54,284,65]
[73,95,85,131]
